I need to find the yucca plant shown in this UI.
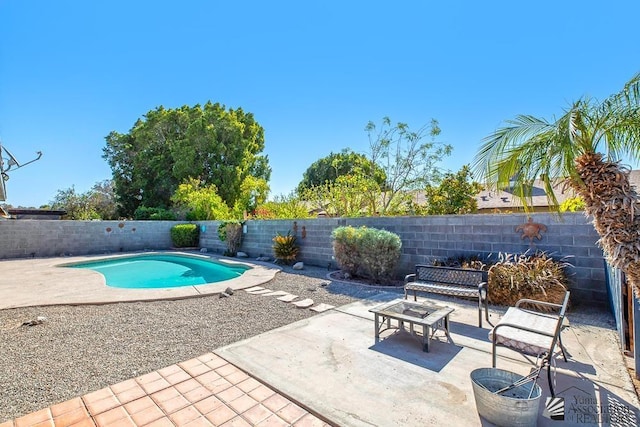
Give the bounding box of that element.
[474,72,640,296]
[272,231,299,264]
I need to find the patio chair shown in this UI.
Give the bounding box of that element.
[488,290,570,396]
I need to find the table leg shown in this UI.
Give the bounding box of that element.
[374,313,380,340]
[423,324,430,352]
[443,314,453,344]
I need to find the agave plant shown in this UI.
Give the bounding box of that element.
[272,231,299,264]
[473,72,640,295]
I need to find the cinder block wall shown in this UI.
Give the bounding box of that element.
[201,213,604,306]
[0,213,604,306]
[0,220,178,258]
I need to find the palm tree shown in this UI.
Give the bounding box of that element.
[473,72,640,295]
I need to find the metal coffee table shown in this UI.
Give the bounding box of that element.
[369,299,454,352]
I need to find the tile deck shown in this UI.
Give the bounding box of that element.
[3,353,330,427]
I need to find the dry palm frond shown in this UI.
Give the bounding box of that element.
[571,153,640,296]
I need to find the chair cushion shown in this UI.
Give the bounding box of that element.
[405,283,478,298]
[489,307,561,356]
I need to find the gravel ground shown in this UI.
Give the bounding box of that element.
[0,265,401,422]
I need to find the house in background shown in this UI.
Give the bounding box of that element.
[474,170,640,213]
[5,208,66,220]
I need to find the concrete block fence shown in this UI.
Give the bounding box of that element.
[201,213,605,306]
[0,213,605,306]
[0,220,177,259]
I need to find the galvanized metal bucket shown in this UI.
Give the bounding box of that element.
[470,368,542,427]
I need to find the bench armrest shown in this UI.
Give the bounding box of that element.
[404,273,416,284]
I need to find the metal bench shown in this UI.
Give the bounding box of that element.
[489,290,570,397]
[404,265,491,327]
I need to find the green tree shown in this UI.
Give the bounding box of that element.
[103,102,271,218]
[559,197,585,212]
[50,186,100,220]
[252,192,311,219]
[365,117,452,215]
[232,175,269,218]
[423,165,483,215]
[87,180,118,220]
[171,178,231,220]
[49,181,118,220]
[297,149,386,193]
[301,174,381,217]
[473,72,640,295]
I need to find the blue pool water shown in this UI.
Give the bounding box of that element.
[66,254,249,289]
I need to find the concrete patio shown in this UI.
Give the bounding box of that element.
[4,290,639,426]
[216,293,640,427]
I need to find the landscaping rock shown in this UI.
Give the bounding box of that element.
[292,298,314,308]
[236,252,249,258]
[22,316,47,327]
[292,262,304,270]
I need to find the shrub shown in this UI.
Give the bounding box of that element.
[217,220,243,256]
[170,223,199,247]
[487,251,571,309]
[332,226,402,284]
[134,206,177,220]
[272,231,299,264]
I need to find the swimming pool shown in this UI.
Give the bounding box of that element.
[65,253,249,289]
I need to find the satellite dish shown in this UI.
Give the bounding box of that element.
[0,140,43,202]
[3,146,20,169]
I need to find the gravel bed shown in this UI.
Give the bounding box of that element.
[0,265,400,421]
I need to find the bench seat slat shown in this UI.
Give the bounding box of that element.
[404,283,478,298]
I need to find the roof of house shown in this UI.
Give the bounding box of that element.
[475,169,640,210]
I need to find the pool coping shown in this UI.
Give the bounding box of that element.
[0,251,281,310]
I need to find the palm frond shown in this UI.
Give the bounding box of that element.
[473,112,580,211]
[593,73,640,159]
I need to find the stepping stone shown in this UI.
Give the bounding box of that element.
[277,294,299,302]
[246,289,273,295]
[244,286,264,292]
[310,303,335,313]
[292,298,314,309]
[262,290,289,297]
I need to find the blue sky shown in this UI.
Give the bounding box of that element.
[1,1,639,208]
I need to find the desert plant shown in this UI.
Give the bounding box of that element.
[272,231,299,264]
[170,223,199,247]
[331,226,361,276]
[217,220,243,256]
[332,226,402,284]
[487,251,571,308]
